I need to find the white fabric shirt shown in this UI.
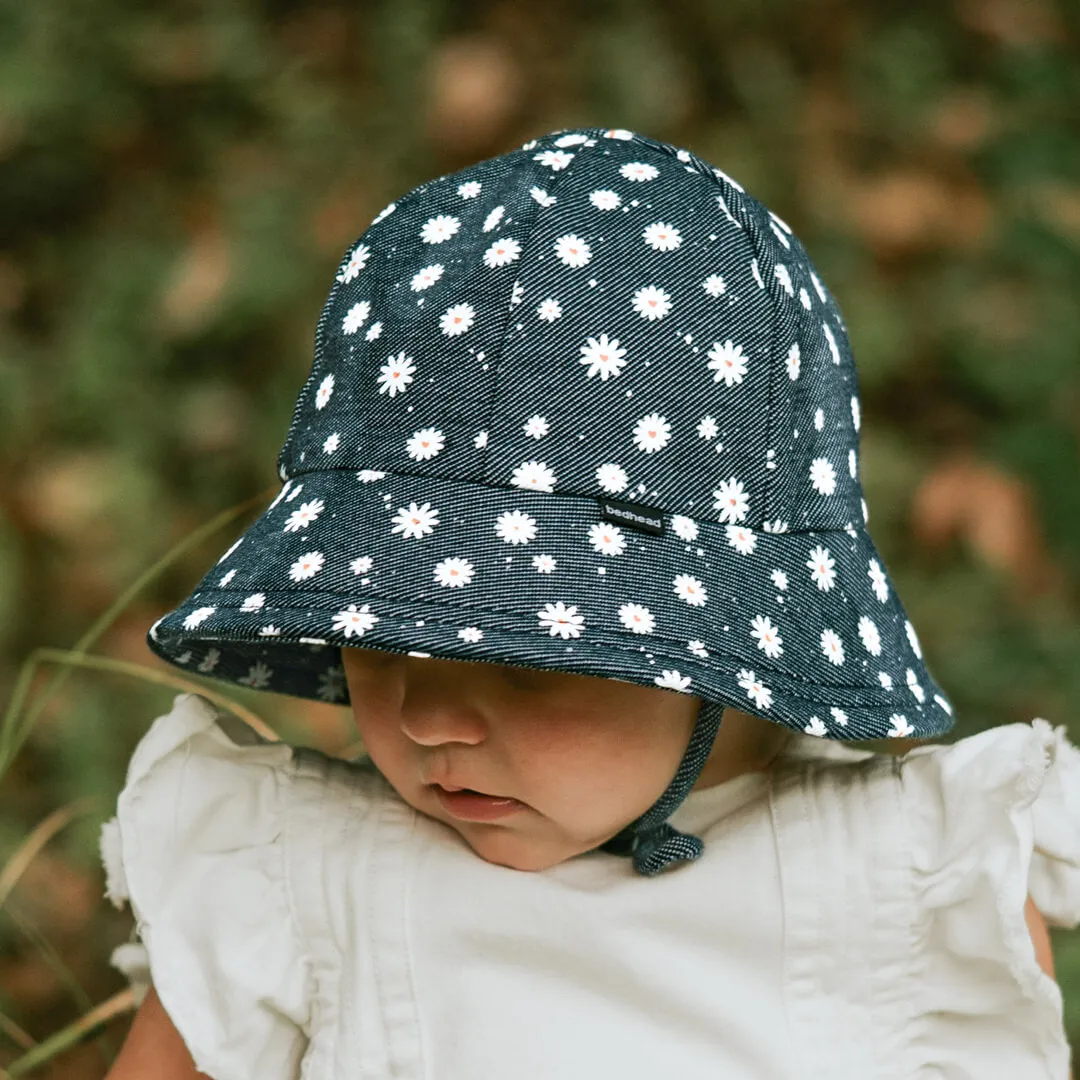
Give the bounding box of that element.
[100,692,1080,1079]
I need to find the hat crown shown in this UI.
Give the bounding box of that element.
[277,128,863,535]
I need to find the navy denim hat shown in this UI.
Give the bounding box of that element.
[148,126,955,874]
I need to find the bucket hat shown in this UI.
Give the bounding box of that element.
[147,126,955,872]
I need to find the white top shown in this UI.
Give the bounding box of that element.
[100,692,1080,1080]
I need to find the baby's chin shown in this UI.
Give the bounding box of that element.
[446,819,602,873]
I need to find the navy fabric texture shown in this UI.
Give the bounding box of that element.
[146,126,956,873]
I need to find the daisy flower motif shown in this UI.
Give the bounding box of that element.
[532,553,556,573]
[377,352,416,397]
[238,662,273,689]
[820,628,845,666]
[620,161,659,182]
[770,568,789,591]
[814,408,825,431]
[618,602,656,634]
[555,133,591,147]
[823,322,841,365]
[590,189,622,210]
[905,620,923,659]
[483,238,522,268]
[365,321,383,341]
[934,694,953,715]
[510,460,556,492]
[530,186,556,207]
[405,427,445,461]
[762,519,789,533]
[284,498,325,532]
[420,214,460,244]
[785,343,801,380]
[289,551,325,582]
[830,707,849,726]
[356,470,385,482]
[439,302,475,336]
[537,601,584,639]
[197,649,221,672]
[554,234,592,267]
[580,334,627,380]
[878,671,894,690]
[474,430,489,449]
[336,243,370,283]
[459,626,484,642]
[673,574,707,607]
[241,593,266,612]
[851,395,861,431]
[411,263,445,291]
[706,339,749,387]
[511,282,524,305]
[284,485,303,502]
[604,128,634,140]
[809,457,837,496]
[183,606,215,629]
[632,412,671,454]
[858,615,882,656]
[804,716,828,737]
[671,514,698,541]
[434,557,475,588]
[482,205,505,231]
[458,180,481,199]
[750,615,783,657]
[654,670,692,692]
[906,668,926,703]
[703,274,726,298]
[522,414,549,439]
[323,432,340,454]
[390,501,439,539]
[737,668,773,710]
[806,546,836,591]
[333,603,379,638]
[350,555,373,574]
[774,264,794,297]
[800,288,812,309]
[849,449,858,480]
[688,640,709,659]
[342,301,371,334]
[751,258,765,288]
[537,298,562,321]
[218,568,237,587]
[631,285,672,320]
[726,525,757,555]
[642,222,682,251]
[887,714,914,738]
[316,666,346,703]
[534,149,574,171]
[315,373,334,409]
[495,510,538,545]
[588,522,627,556]
[596,462,629,493]
[258,624,281,636]
[372,201,396,223]
[868,558,889,602]
[712,477,749,523]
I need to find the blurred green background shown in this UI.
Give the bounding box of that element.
[1,0,1079,1074]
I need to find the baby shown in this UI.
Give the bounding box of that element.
[100,127,1079,1079]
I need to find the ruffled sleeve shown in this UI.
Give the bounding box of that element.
[99,693,313,1080]
[902,718,1080,1077]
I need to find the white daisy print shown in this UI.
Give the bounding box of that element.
[315,374,334,409]
[905,619,923,659]
[350,555,373,574]
[411,264,444,291]
[534,149,574,171]
[654,670,692,692]
[289,552,325,582]
[642,222,682,251]
[703,274,726,297]
[858,615,882,656]
[823,322,841,364]
[554,234,592,267]
[868,558,888,602]
[483,237,522,267]
[439,302,475,336]
[619,602,656,634]
[218,568,237,587]
[590,189,622,210]
[814,408,825,431]
[811,271,828,303]
[785,343,801,380]
[241,593,265,612]
[849,449,858,479]
[342,301,370,334]
[555,133,591,147]
[934,694,953,715]
[632,285,672,320]
[830,707,849,726]
[511,460,556,492]
[532,553,556,573]
[420,214,460,244]
[317,666,346,702]
[390,501,439,539]
[537,298,562,321]
[482,205,505,231]
[596,462,629,493]
[197,648,221,673]
[434,557,475,588]
[774,264,794,297]
[697,415,719,439]
[751,258,765,288]
[538,601,584,639]
[809,457,837,496]
[530,186,556,207]
[706,340,749,387]
[888,714,914,738]
[851,395,861,431]
[806,546,836,591]
[258,624,280,636]
[406,427,445,461]
[878,671,894,690]
[183,606,215,629]
[238,661,273,689]
[588,522,627,556]
[726,525,757,555]
[459,626,484,642]
[323,432,340,454]
[750,615,783,658]
[495,509,538,544]
[365,321,383,341]
[620,161,659,182]
[770,568,789,591]
[820,628,845,665]
[458,180,481,199]
[712,477,749,523]
[673,574,707,606]
[510,281,524,305]
[632,412,672,453]
[474,430,489,449]
[336,242,370,283]
[688,639,709,659]
[737,668,773,710]
[804,716,828,737]
[763,519,789,533]
[579,334,627,380]
[333,603,378,638]
[284,498,325,532]
[377,352,416,397]
[671,514,698,541]
[356,470,385,482]
[523,414,549,439]
[906,668,926,703]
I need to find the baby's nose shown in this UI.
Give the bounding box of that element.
[399,703,487,747]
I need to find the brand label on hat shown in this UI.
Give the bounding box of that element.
[598,498,666,537]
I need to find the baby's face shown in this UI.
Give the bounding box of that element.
[341,647,702,871]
